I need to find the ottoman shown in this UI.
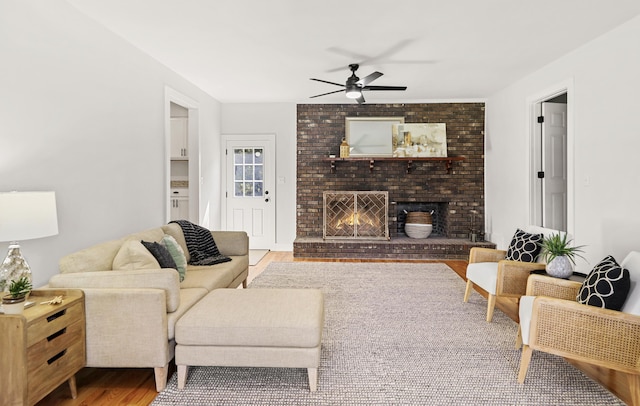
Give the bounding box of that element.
[175,288,325,391]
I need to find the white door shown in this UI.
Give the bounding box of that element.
[224,136,276,249]
[541,102,568,231]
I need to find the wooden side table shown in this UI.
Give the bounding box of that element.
[0,289,86,406]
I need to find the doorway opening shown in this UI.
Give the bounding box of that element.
[165,87,199,224]
[530,88,572,234]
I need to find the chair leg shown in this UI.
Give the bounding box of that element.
[628,373,640,406]
[463,279,473,302]
[486,294,496,322]
[515,327,523,349]
[517,345,533,384]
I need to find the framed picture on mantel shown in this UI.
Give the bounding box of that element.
[392,123,447,157]
[345,117,404,157]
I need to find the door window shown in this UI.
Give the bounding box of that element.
[233,148,264,197]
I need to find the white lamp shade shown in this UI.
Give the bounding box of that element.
[0,191,59,242]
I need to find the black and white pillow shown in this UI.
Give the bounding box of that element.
[505,229,543,263]
[577,255,630,311]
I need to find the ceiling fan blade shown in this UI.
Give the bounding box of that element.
[325,39,416,72]
[358,71,383,86]
[309,89,345,98]
[355,94,366,104]
[310,78,345,87]
[362,85,407,91]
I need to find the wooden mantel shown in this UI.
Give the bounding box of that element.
[322,156,465,174]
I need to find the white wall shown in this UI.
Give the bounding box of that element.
[485,15,640,272]
[221,103,297,250]
[0,1,222,287]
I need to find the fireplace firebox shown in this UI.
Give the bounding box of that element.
[323,191,389,240]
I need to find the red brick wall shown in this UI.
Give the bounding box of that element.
[296,103,485,239]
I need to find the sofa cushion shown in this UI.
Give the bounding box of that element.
[162,223,191,262]
[59,238,124,273]
[211,231,250,257]
[167,287,208,340]
[518,295,535,346]
[161,235,187,282]
[112,240,160,270]
[142,240,178,270]
[466,262,498,295]
[577,255,630,311]
[505,229,543,263]
[126,227,166,244]
[180,266,234,291]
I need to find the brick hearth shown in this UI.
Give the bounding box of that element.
[294,237,495,260]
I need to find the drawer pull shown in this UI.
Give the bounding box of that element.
[46,309,67,322]
[47,349,67,365]
[47,328,66,341]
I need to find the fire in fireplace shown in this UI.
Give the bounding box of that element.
[323,191,389,240]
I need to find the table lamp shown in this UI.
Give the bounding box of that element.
[0,191,58,292]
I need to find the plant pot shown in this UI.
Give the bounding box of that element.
[546,256,573,279]
[2,295,26,315]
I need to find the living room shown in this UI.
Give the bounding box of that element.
[3,1,640,405]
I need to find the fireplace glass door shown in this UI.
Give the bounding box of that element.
[323,191,389,240]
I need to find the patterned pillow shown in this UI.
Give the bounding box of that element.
[577,255,630,310]
[505,229,543,262]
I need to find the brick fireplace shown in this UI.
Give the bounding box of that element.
[294,102,494,259]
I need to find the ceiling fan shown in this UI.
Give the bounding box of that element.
[310,64,407,104]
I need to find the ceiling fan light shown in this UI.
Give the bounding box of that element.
[345,85,361,99]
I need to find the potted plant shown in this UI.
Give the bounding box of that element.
[541,233,586,279]
[2,276,32,315]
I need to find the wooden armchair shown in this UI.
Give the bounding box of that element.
[516,252,640,405]
[463,226,561,322]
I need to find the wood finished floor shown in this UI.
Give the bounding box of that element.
[37,252,632,405]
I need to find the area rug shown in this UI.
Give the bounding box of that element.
[152,262,624,405]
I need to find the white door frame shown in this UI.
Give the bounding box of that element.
[527,79,574,236]
[221,134,277,249]
[164,86,199,224]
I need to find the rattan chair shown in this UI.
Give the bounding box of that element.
[463,225,561,322]
[516,252,640,405]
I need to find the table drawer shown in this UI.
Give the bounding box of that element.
[27,301,84,347]
[27,339,85,405]
[27,318,85,369]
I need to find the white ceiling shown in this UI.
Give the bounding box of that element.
[65,0,640,104]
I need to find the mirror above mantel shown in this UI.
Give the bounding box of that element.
[345,117,404,157]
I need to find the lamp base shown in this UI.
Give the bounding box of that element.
[0,243,32,293]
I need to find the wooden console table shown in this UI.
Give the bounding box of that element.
[0,289,85,405]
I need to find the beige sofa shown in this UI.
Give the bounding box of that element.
[48,223,249,391]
